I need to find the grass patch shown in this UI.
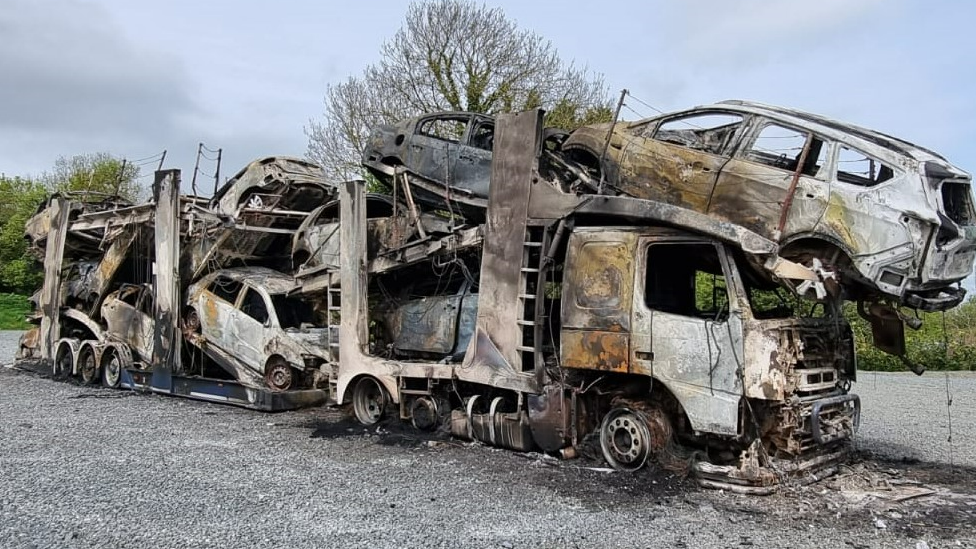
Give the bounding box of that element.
[0,293,31,330]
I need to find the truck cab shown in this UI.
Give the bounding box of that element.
[560,226,857,468]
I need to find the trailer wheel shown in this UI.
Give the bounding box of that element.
[54,340,76,378]
[600,408,653,472]
[352,377,388,425]
[78,344,98,385]
[101,347,122,388]
[264,356,294,392]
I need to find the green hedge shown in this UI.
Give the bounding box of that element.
[847,300,976,371]
[0,293,31,330]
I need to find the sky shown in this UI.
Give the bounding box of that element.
[1,0,974,196]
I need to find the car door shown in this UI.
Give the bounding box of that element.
[406,113,474,189]
[709,120,830,241]
[234,286,272,372]
[618,111,743,213]
[452,116,494,200]
[197,276,242,350]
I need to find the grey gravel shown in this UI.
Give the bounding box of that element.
[2,330,975,548]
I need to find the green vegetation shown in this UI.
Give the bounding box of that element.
[849,299,976,371]
[1,153,141,297]
[0,293,31,330]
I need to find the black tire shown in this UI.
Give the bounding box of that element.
[101,348,122,388]
[264,356,294,392]
[78,345,98,385]
[54,341,75,379]
[352,377,388,425]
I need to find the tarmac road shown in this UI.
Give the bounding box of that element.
[1,330,974,548]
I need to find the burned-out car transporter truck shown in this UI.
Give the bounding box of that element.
[311,110,859,492]
[22,110,861,492]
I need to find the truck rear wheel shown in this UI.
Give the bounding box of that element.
[100,347,122,388]
[352,377,388,425]
[54,340,76,379]
[78,344,98,385]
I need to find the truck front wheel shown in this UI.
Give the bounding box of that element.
[352,376,388,425]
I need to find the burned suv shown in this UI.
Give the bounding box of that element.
[560,100,976,310]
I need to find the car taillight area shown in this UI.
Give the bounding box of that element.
[940,179,976,227]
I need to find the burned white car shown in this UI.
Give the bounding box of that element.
[183,268,330,391]
[560,100,976,311]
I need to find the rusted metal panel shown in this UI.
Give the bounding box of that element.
[151,170,182,385]
[465,110,540,376]
[560,330,629,372]
[38,197,69,360]
[561,232,636,332]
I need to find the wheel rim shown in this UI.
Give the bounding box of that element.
[353,377,386,425]
[79,349,97,385]
[265,360,293,392]
[600,408,653,471]
[103,351,121,388]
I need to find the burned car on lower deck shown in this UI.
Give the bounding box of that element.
[560,100,976,312]
[183,268,330,391]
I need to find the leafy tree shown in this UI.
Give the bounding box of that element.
[0,175,47,294]
[0,152,141,295]
[43,153,142,202]
[306,0,613,180]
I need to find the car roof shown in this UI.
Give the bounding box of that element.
[205,267,296,294]
[211,156,327,204]
[707,100,947,163]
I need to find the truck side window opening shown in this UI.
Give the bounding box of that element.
[239,288,269,324]
[645,244,729,321]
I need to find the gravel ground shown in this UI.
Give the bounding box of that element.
[2,329,975,549]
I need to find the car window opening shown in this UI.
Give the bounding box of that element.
[836,146,895,187]
[653,113,744,155]
[272,295,317,329]
[209,277,242,304]
[745,124,827,177]
[469,123,494,151]
[240,288,269,324]
[417,116,469,143]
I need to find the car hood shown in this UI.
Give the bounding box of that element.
[283,327,330,353]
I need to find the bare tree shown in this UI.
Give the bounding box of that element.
[306,0,612,181]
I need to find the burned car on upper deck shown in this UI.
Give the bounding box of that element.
[560,100,976,311]
[361,112,497,216]
[361,111,568,219]
[183,267,330,391]
[191,157,336,275]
